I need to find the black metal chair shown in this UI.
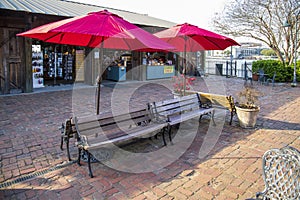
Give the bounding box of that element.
[258,69,266,84]
[265,72,276,87]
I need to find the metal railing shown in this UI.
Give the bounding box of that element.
[205,58,254,79]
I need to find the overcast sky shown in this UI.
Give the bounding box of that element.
[71,0,229,30]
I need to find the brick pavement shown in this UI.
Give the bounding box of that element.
[0,76,299,199]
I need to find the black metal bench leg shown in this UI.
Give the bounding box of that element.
[60,136,64,151]
[168,126,173,144]
[60,123,65,151]
[199,115,203,122]
[77,148,81,166]
[162,128,167,146]
[211,110,216,126]
[229,112,233,125]
[87,151,94,178]
[66,138,71,161]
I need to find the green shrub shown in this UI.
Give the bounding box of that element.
[252,60,300,82]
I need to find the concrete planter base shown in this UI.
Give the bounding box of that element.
[236,106,260,128]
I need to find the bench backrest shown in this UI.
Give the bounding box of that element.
[73,108,151,140]
[185,91,235,112]
[149,94,201,120]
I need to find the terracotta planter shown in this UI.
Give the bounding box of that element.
[235,106,260,128]
[252,73,259,81]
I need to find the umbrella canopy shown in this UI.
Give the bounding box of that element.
[17,10,174,52]
[154,23,239,52]
[154,23,239,95]
[17,10,175,115]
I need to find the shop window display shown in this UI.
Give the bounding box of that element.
[43,45,75,85]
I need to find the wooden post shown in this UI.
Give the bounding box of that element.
[24,37,33,93]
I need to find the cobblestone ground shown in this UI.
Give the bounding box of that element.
[0,76,299,199]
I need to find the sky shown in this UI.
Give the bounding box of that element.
[72,0,230,31]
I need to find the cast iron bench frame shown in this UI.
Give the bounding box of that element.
[256,146,300,199]
[60,108,168,177]
[148,93,215,144]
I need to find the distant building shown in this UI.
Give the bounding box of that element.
[207,42,266,59]
[234,42,264,59]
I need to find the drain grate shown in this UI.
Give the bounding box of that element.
[0,160,76,189]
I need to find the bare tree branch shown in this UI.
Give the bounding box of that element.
[213,0,299,64]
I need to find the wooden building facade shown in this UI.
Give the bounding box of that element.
[0,0,205,95]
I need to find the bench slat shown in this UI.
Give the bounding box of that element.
[83,122,167,150]
[184,91,236,125]
[149,94,213,124]
[168,108,214,125]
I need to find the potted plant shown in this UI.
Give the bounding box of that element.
[172,74,195,98]
[252,71,259,81]
[235,85,261,128]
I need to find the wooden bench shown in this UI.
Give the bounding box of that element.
[256,146,300,199]
[148,94,215,144]
[185,91,236,125]
[60,108,168,177]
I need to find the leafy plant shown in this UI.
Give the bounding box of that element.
[236,85,261,109]
[252,60,300,82]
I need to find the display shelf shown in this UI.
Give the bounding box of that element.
[32,46,44,88]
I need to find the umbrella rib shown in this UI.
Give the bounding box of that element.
[202,36,225,50]
[87,35,99,47]
[43,32,64,43]
[122,38,134,50]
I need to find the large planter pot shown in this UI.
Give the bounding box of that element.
[252,73,259,81]
[235,106,260,128]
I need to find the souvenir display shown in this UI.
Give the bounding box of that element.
[32,45,44,88]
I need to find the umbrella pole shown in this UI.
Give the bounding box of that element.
[183,36,187,96]
[96,42,104,115]
[96,75,101,115]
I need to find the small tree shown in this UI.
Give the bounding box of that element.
[213,0,299,65]
[260,49,277,57]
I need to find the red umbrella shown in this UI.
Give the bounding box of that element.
[17,10,174,114]
[17,10,174,51]
[154,23,240,94]
[154,23,239,52]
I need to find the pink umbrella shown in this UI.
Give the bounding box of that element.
[17,10,174,51]
[154,23,239,52]
[154,23,240,94]
[17,10,175,114]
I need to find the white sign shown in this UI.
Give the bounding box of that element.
[94,51,99,59]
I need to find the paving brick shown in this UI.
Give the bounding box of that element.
[194,188,214,199]
[0,77,299,200]
[169,190,188,200]
[151,186,167,198]
[218,189,239,199]
[102,187,121,198]
[131,193,148,200]
[176,185,194,196]
[143,190,158,199]
[182,179,201,192]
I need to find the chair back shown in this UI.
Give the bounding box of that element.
[258,69,265,83]
[256,146,300,199]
